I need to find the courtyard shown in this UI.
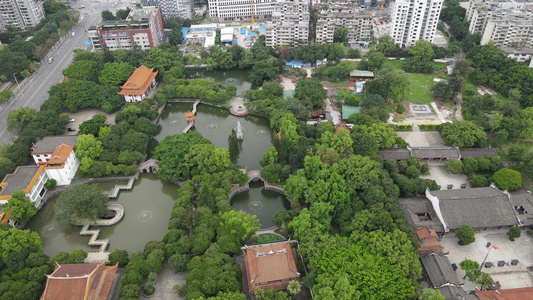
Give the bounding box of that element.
[421,165,469,190]
[397,131,446,148]
[440,228,533,292]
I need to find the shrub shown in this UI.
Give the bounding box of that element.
[44,179,57,189]
[421,164,430,175]
[109,249,129,267]
[143,284,155,296]
[470,176,489,188]
[395,103,406,114]
[394,123,413,131]
[419,124,441,131]
[507,226,521,241]
[169,254,190,273]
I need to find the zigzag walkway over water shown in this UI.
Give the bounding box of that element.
[183,99,201,133]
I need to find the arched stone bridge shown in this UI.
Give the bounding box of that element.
[247,170,262,182]
[138,159,159,173]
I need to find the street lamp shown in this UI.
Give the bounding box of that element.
[13,73,19,86]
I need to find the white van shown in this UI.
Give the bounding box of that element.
[48,57,53,64]
[72,32,75,37]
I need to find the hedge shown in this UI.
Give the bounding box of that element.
[419,124,442,131]
[394,123,413,132]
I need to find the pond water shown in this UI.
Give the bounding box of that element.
[231,181,290,229]
[150,102,273,171]
[27,173,177,256]
[188,69,252,96]
[27,73,289,255]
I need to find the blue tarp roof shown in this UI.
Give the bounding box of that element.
[285,59,311,66]
[241,28,246,35]
[181,28,188,39]
[259,24,266,32]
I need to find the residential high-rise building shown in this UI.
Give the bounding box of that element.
[390,0,443,47]
[315,11,372,44]
[265,0,309,47]
[207,0,274,22]
[0,0,44,31]
[88,7,164,51]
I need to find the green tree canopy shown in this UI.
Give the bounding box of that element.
[62,60,97,81]
[5,191,37,223]
[0,227,43,270]
[54,184,110,228]
[75,134,103,159]
[441,121,486,147]
[456,224,475,246]
[98,62,136,86]
[493,168,522,191]
[294,78,327,108]
[7,107,37,132]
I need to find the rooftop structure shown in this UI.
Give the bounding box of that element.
[416,226,444,255]
[400,186,532,232]
[117,65,158,102]
[377,147,498,161]
[390,0,444,47]
[501,46,533,63]
[32,135,79,165]
[0,0,44,31]
[420,253,470,299]
[265,0,309,47]
[341,105,361,119]
[40,262,118,300]
[476,287,533,300]
[158,0,194,19]
[183,24,218,48]
[220,27,234,43]
[88,7,164,51]
[243,241,300,294]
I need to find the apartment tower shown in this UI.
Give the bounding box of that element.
[0,0,44,31]
[390,0,443,47]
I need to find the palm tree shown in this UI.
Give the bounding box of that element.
[287,281,301,296]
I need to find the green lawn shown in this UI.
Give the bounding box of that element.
[382,60,449,104]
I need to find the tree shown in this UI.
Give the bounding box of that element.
[405,40,435,73]
[431,81,452,101]
[456,225,475,246]
[365,68,410,102]
[62,60,97,81]
[101,10,115,20]
[78,113,107,136]
[217,210,260,253]
[4,191,37,223]
[333,27,348,44]
[376,35,402,57]
[7,107,37,132]
[69,249,88,262]
[507,226,521,241]
[168,30,183,46]
[98,62,135,86]
[54,184,110,228]
[0,227,43,270]
[347,48,360,58]
[420,289,445,300]
[249,57,278,86]
[493,168,522,191]
[228,129,240,164]
[76,134,103,159]
[287,281,301,296]
[0,157,16,180]
[109,249,129,267]
[441,121,486,148]
[115,7,131,19]
[459,259,480,281]
[361,94,386,109]
[0,90,13,104]
[294,78,327,108]
[365,51,387,71]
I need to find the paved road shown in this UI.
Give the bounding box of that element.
[0,0,132,145]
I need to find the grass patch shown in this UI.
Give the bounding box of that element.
[382,60,449,104]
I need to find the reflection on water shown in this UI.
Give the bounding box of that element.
[189,69,252,96]
[231,181,290,228]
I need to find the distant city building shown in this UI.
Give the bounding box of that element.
[207,0,274,22]
[315,9,372,44]
[265,0,309,47]
[501,46,533,63]
[183,24,218,48]
[0,0,44,31]
[466,0,533,49]
[141,0,159,6]
[88,7,164,51]
[159,0,194,19]
[390,0,443,47]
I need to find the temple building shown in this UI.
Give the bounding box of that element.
[117,65,158,102]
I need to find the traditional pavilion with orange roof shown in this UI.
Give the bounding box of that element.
[40,262,119,300]
[415,226,445,255]
[243,241,300,295]
[117,65,158,102]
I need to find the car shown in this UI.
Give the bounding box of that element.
[48,57,53,64]
[67,128,76,132]
[69,118,75,122]
[71,32,75,37]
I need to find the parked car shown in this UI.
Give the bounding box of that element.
[67,128,76,132]
[48,57,53,64]
[69,118,75,122]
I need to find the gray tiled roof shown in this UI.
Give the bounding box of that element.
[0,165,41,196]
[378,149,411,161]
[32,135,78,154]
[431,187,518,229]
[399,197,444,232]
[420,253,463,288]
[412,147,460,159]
[459,148,498,159]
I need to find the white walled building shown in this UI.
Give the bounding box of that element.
[0,165,50,209]
[31,135,79,165]
[0,0,44,31]
[44,144,80,186]
[390,0,444,47]
[265,0,309,47]
[208,0,274,22]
